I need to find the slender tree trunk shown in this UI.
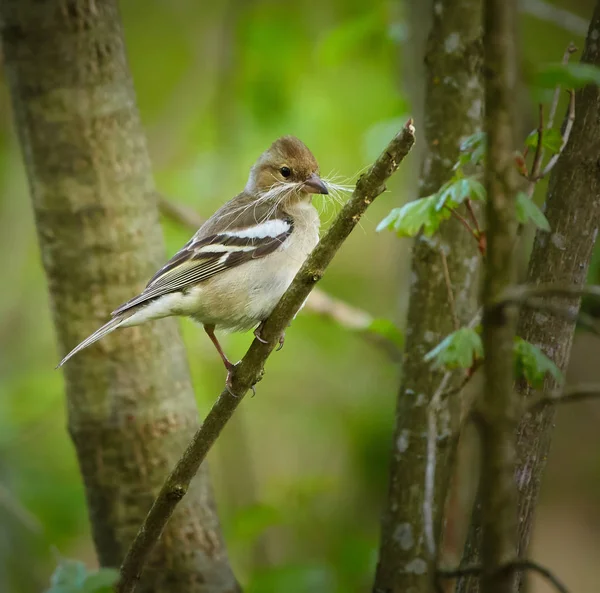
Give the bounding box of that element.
[478,2,519,593]
[0,2,239,592]
[373,2,483,591]
[458,3,600,592]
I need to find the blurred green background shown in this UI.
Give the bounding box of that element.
[0,1,598,592]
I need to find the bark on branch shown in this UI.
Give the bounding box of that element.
[116,121,416,593]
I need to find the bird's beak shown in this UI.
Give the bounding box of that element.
[303,173,329,195]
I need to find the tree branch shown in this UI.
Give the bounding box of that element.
[156,194,402,359]
[478,3,520,593]
[527,383,600,411]
[439,559,569,593]
[115,121,416,593]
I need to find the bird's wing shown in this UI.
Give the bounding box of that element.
[111,217,293,316]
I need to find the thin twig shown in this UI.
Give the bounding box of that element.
[547,42,578,129]
[446,206,480,244]
[527,383,600,411]
[529,104,545,181]
[156,194,403,359]
[497,282,600,307]
[423,311,482,575]
[465,199,482,236]
[115,121,416,593]
[536,90,575,180]
[438,558,569,593]
[440,250,459,331]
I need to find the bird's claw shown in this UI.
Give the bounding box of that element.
[253,326,268,344]
[225,362,259,398]
[276,332,285,351]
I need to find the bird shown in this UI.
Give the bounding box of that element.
[57,136,329,385]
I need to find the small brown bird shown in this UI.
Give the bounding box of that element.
[57,136,329,383]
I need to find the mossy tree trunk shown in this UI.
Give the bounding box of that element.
[373,1,483,591]
[0,2,239,592]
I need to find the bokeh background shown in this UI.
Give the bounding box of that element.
[0,1,598,592]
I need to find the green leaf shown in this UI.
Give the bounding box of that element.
[525,127,563,153]
[229,503,282,543]
[514,337,563,388]
[534,63,600,89]
[465,178,486,201]
[376,195,451,238]
[460,131,486,152]
[50,560,88,589]
[458,132,487,169]
[470,143,486,166]
[82,569,119,593]
[516,192,551,231]
[367,318,404,349]
[436,177,486,211]
[424,328,483,370]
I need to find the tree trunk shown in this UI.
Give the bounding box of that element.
[0,2,239,592]
[457,3,600,592]
[478,2,519,592]
[373,1,483,591]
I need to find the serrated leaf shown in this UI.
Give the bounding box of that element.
[465,178,486,201]
[460,131,486,152]
[50,560,88,589]
[367,318,404,349]
[82,569,119,593]
[516,192,551,231]
[376,195,451,238]
[514,337,563,388]
[525,127,563,154]
[470,143,486,166]
[424,328,483,370]
[534,63,600,90]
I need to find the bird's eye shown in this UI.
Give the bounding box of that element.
[280,166,291,178]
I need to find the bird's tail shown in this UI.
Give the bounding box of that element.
[56,311,134,369]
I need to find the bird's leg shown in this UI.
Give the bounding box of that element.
[254,321,285,351]
[203,324,236,385]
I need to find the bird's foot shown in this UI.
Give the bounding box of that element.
[276,332,285,351]
[253,325,268,344]
[225,362,259,398]
[254,323,285,352]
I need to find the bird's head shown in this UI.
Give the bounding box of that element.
[246,136,329,204]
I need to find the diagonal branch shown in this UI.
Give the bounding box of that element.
[116,120,416,593]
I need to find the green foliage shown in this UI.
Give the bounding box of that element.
[424,328,483,370]
[525,128,563,153]
[435,177,486,210]
[229,503,282,543]
[514,337,563,388]
[367,318,404,349]
[376,195,452,237]
[516,192,551,231]
[534,62,600,89]
[458,131,486,167]
[46,560,118,593]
